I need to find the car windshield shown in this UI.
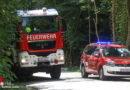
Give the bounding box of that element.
[21,16,59,34]
[101,47,130,57]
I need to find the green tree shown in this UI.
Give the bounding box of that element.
[114,0,128,44]
[0,0,29,82]
[112,0,116,42]
[126,0,130,50]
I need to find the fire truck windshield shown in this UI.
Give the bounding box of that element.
[101,47,130,57]
[21,16,59,34]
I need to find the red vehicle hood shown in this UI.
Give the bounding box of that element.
[104,57,130,64]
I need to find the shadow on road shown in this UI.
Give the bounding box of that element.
[21,76,67,90]
[21,76,65,85]
[88,76,130,82]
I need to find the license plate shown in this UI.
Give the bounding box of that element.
[120,69,130,72]
[38,57,48,62]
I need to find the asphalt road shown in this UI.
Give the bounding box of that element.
[24,72,130,90]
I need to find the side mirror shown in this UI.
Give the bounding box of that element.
[84,51,87,54]
[61,19,67,32]
[94,54,99,57]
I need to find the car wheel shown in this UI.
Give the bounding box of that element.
[50,65,61,79]
[99,67,106,80]
[81,65,88,78]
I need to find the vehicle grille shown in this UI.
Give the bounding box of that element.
[115,64,130,67]
[29,51,56,57]
[28,40,56,50]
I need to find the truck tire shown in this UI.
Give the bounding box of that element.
[99,67,107,80]
[81,65,88,78]
[12,65,32,81]
[16,68,32,81]
[50,65,61,79]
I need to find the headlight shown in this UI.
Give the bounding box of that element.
[60,56,64,60]
[21,58,27,63]
[105,61,115,67]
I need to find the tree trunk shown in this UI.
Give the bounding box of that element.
[112,0,116,42]
[126,0,130,50]
[68,45,72,65]
[89,16,91,43]
[88,1,91,43]
[93,0,100,42]
[54,0,56,6]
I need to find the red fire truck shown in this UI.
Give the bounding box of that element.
[12,8,66,79]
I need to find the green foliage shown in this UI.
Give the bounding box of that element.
[67,66,80,72]
[0,0,29,82]
[0,55,16,82]
[114,0,128,44]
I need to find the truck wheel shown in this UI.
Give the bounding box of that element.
[16,69,32,81]
[99,67,106,80]
[50,65,61,79]
[81,65,88,78]
[12,65,32,81]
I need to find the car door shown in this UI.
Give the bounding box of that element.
[84,45,97,72]
[89,50,101,73]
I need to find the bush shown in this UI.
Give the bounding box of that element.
[0,51,16,82]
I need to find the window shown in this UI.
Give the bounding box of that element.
[84,45,97,55]
[21,16,59,34]
[92,50,101,58]
[101,47,130,57]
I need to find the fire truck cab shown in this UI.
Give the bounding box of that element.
[12,8,66,79]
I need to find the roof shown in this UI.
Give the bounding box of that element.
[16,8,58,17]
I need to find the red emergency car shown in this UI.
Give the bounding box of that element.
[80,42,130,80]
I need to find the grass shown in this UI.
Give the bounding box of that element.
[62,66,81,72]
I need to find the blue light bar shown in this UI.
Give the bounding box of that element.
[97,42,122,45]
[16,10,25,14]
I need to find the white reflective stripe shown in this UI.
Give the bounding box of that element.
[17,9,58,17]
[85,66,97,72]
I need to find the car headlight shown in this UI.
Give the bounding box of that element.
[105,61,115,67]
[21,58,27,63]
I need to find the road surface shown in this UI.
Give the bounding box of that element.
[24,72,130,90]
